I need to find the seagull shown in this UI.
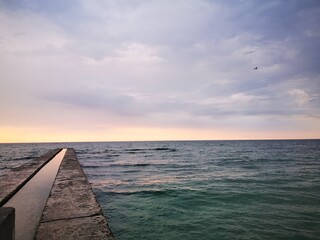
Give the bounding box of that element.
[254,67,258,70]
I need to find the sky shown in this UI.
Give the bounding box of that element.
[0,0,320,142]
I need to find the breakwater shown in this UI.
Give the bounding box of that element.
[0,148,113,240]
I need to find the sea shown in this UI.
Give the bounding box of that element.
[0,140,319,240]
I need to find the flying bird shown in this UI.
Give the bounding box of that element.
[254,67,258,70]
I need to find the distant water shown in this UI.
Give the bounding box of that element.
[1,140,320,239]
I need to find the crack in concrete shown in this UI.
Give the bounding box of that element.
[40,212,102,223]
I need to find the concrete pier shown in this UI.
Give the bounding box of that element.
[36,148,114,239]
[4,149,67,240]
[0,207,15,240]
[0,148,114,240]
[0,149,62,206]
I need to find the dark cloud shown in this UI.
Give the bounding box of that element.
[0,0,78,15]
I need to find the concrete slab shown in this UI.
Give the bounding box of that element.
[40,149,102,222]
[37,148,114,239]
[36,215,113,240]
[0,207,15,240]
[4,149,66,240]
[0,149,62,206]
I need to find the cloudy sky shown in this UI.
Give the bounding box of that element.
[0,0,319,142]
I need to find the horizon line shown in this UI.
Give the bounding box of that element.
[1,138,319,144]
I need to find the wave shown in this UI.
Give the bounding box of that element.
[105,154,120,158]
[82,165,102,169]
[14,156,34,161]
[83,147,179,156]
[123,147,177,154]
[108,163,151,168]
[123,149,147,154]
[105,189,174,196]
[103,187,200,196]
[153,147,177,152]
[134,163,150,167]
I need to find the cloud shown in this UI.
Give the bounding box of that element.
[288,89,310,106]
[0,0,319,140]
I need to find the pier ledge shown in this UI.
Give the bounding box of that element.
[0,148,114,240]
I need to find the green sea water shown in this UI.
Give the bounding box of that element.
[76,140,320,240]
[1,140,319,239]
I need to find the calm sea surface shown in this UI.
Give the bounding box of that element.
[1,140,320,239]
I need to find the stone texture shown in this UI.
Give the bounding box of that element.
[40,149,102,222]
[36,215,113,240]
[36,148,114,240]
[0,207,15,240]
[0,149,62,206]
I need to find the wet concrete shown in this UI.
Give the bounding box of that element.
[0,207,15,240]
[0,149,62,206]
[3,149,67,240]
[36,148,114,240]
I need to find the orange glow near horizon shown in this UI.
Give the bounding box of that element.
[1,126,319,143]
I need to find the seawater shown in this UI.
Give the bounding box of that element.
[1,140,319,239]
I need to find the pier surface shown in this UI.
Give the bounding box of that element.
[0,149,61,206]
[0,148,114,240]
[4,149,67,240]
